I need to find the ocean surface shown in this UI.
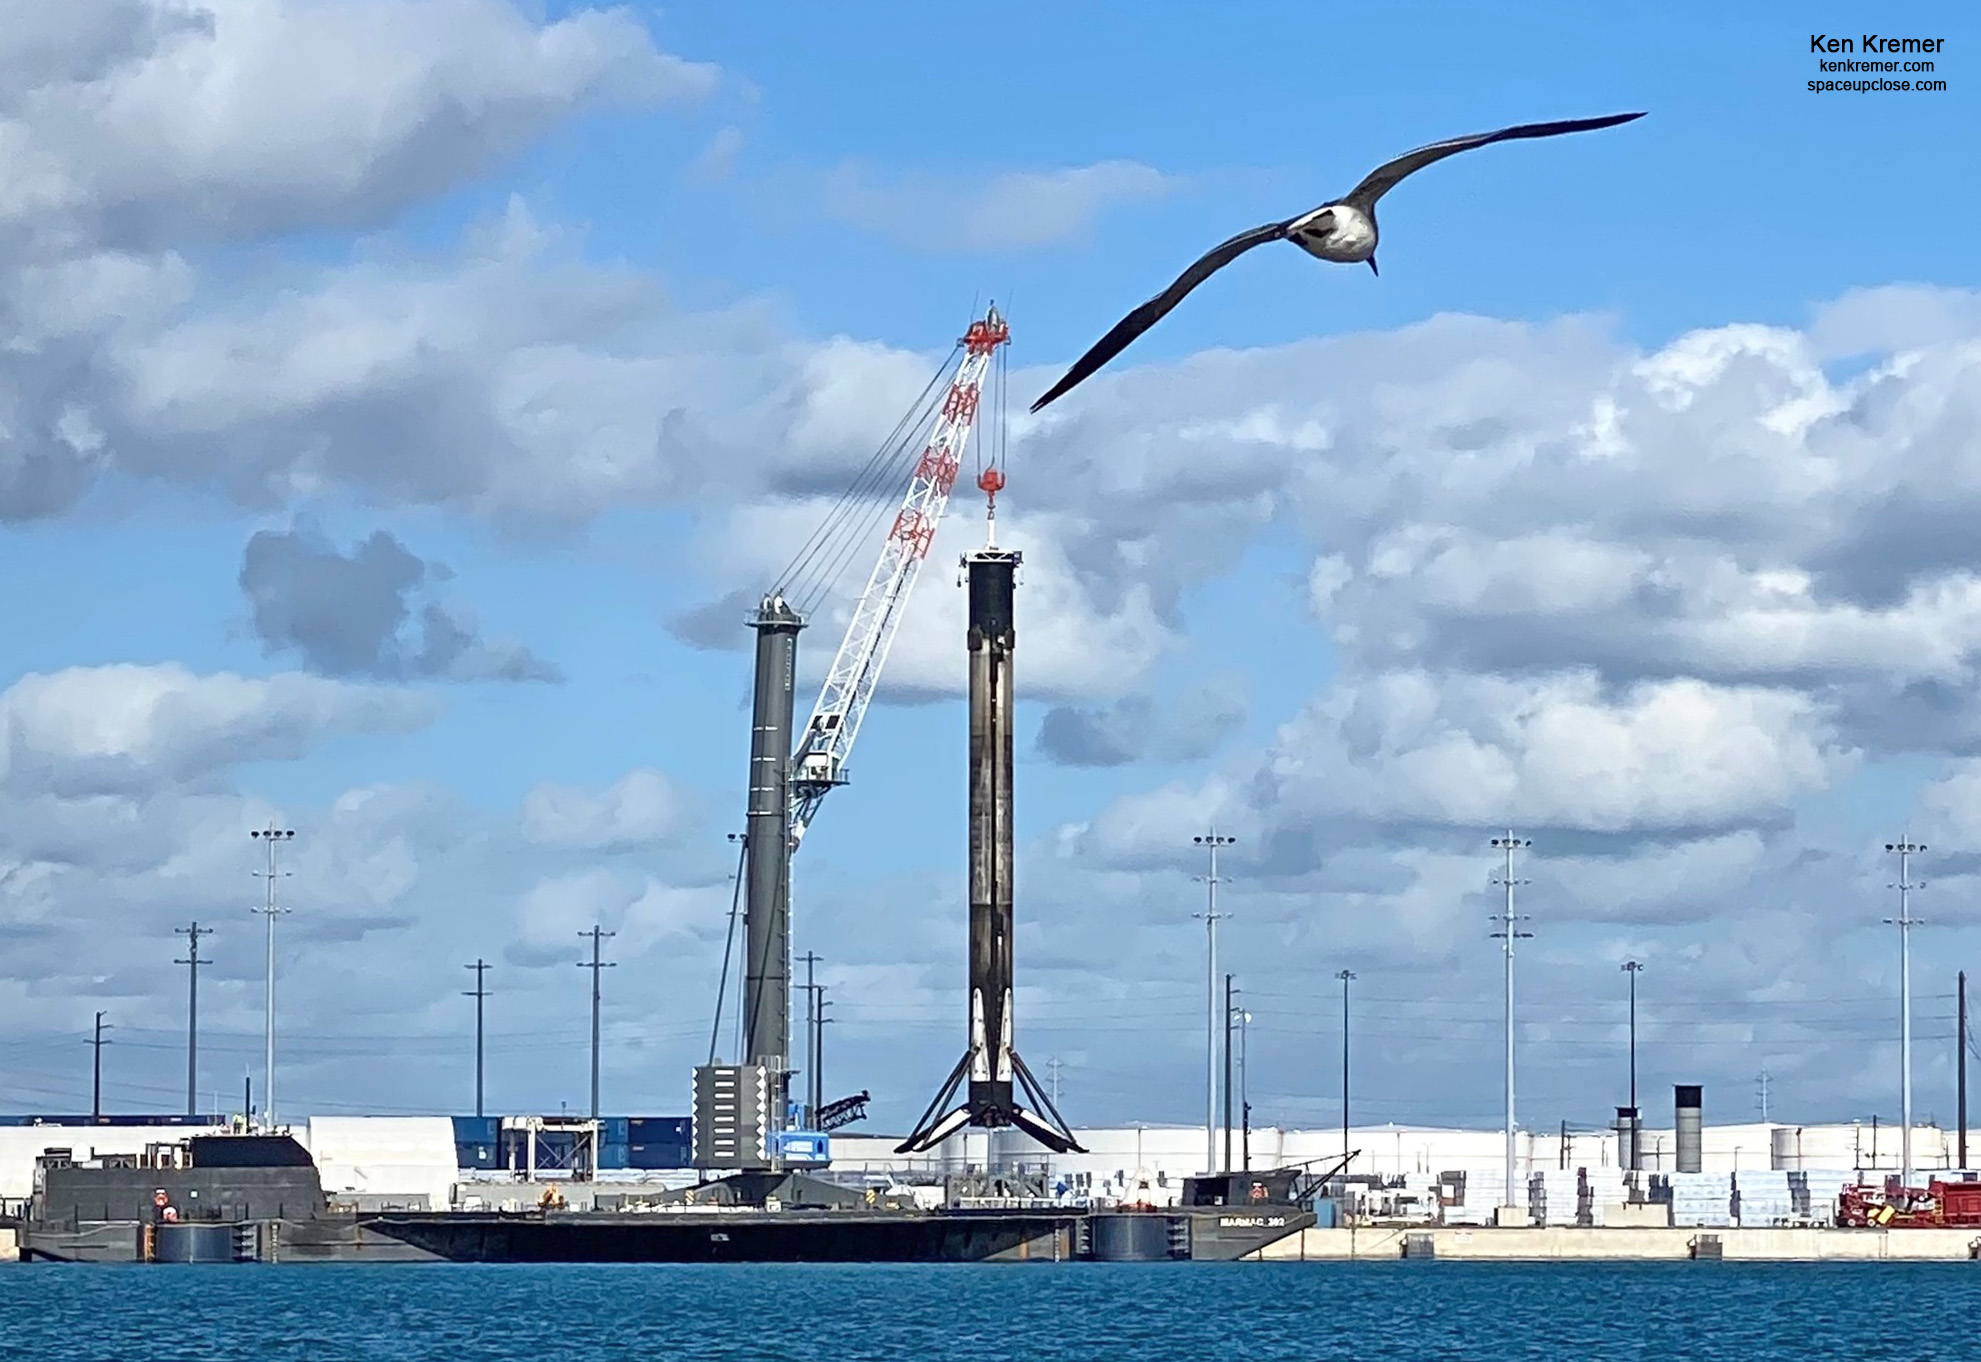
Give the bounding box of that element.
[4,1260,1979,1360]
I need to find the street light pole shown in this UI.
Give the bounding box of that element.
[1193,830,1234,1176]
[250,824,294,1130]
[1490,832,1532,1222]
[1622,960,1643,1173]
[1887,840,1925,1188]
[1622,961,1642,1112]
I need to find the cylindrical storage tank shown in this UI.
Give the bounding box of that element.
[1771,1126,1803,1172]
[152,1222,236,1264]
[1087,1213,1176,1261]
[1675,1085,1703,1174]
[1614,1107,1641,1172]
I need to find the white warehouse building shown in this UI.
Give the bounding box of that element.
[0,1116,1962,1210]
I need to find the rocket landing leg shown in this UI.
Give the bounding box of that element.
[895,1048,1082,1154]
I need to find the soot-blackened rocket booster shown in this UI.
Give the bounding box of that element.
[897,545,1081,1155]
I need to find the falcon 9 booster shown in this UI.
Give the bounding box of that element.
[897,542,1081,1155]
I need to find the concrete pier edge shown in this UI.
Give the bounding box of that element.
[1247,1225,1981,1261]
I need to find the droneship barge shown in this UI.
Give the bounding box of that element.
[17,1132,1314,1264]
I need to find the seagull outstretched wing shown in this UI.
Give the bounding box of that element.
[1030,220,1289,413]
[1341,112,1646,212]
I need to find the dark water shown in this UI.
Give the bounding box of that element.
[4,1261,1978,1359]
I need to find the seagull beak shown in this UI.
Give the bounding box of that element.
[1367,256,1379,277]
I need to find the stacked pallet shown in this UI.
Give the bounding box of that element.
[1791,1169,1859,1224]
[1670,1171,1734,1227]
[1733,1170,1793,1226]
[1582,1168,1630,1225]
[1443,1168,1506,1225]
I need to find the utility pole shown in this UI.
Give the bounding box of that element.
[1193,830,1234,1176]
[1960,969,1969,1170]
[89,1011,112,1120]
[174,922,210,1118]
[1239,1005,1252,1172]
[1886,839,1925,1188]
[1490,832,1532,1221]
[250,823,295,1129]
[798,951,822,1127]
[577,927,616,1120]
[1338,969,1355,1175]
[463,959,491,1118]
[1756,1069,1773,1123]
[1223,973,1237,1173]
[816,988,832,1108]
[1047,1056,1064,1111]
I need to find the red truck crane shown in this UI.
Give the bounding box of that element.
[1838,1180,1981,1228]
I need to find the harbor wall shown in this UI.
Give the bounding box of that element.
[1251,1225,1981,1261]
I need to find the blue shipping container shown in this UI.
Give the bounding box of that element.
[452,1116,500,1145]
[627,1116,691,1142]
[455,1141,500,1171]
[627,1142,693,1171]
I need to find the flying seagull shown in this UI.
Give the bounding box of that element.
[1029,112,1646,413]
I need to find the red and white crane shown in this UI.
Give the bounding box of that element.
[787,304,1009,848]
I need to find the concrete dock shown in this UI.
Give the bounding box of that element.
[1249,1225,1981,1261]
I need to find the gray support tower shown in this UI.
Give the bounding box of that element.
[1675,1084,1703,1173]
[742,595,803,1116]
[898,546,1081,1155]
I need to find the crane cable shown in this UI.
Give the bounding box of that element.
[774,344,963,614]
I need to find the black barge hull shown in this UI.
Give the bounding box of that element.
[365,1210,1078,1263]
[360,1205,1315,1263]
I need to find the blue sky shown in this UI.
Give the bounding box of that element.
[3,0,1981,1139]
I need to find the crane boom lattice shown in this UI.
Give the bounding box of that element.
[787,306,1009,849]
